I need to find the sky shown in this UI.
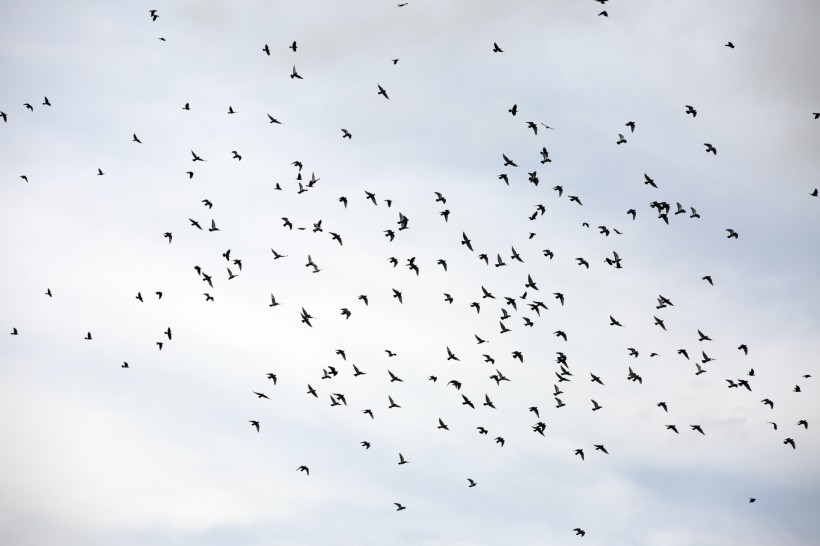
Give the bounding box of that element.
[1,1,820,545]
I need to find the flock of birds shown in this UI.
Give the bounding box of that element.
[3,2,818,542]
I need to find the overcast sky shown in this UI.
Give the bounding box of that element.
[2,1,820,545]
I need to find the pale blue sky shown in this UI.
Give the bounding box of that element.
[1,1,819,545]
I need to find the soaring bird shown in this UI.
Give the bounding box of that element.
[377,84,389,99]
[492,42,503,52]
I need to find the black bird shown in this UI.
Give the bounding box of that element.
[262,44,270,55]
[626,121,636,132]
[575,448,585,460]
[703,275,713,285]
[492,42,503,52]
[467,479,477,487]
[290,65,303,79]
[784,438,796,449]
[594,444,609,454]
[704,143,717,155]
[297,466,309,476]
[377,84,389,99]
[573,528,586,537]
[643,173,657,188]
[191,150,205,162]
[437,418,449,430]
[133,133,142,143]
[495,437,505,447]
[249,420,260,432]
[685,105,697,117]
[394,503,406,511]
[657,401,668,412]
[725,42,735,48]
[289,41,297,52]
[341,129,352,139]
[509,104,517,116]
[461,232,473,251]
[616,133,626,145]
[667,425,679,434]
[691,425,705,435]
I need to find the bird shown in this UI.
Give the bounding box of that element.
[461,232,474,251]
[262,44,270,55]
[398,453,408,465]
[573,528,586,537]
[149,9,159,20]
[591,399,603,411]
[691,425,705,435]
[725,41,735,48]
[685,105,697,117]
[361,441,371,449]
[643,173,657,188]
[249,420,260,432]
[296,466,309,476]
[84,332,92,340]
[290,65,303,79]
[191,150,205,162]
[495,437,505,447]
[575,448,585,461]
[267,114,282,124]
[289,41,297,52]
[437,418,449,430]
[509,104,517,116]
[492,42,503,52]
[132,133,142,143]
[394,503,406,511]
[377,84,389,99]
[467,479,477,487]
[626,121,636,132]
[797,420,808,429]
[616,133,627,145]
[654,316,667,331]
[24,103,34,111]
[784,438,796,449]
[253,391,269,399]
[704,143,717,154]
[726,229,739,239]
[594,444,609,454]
